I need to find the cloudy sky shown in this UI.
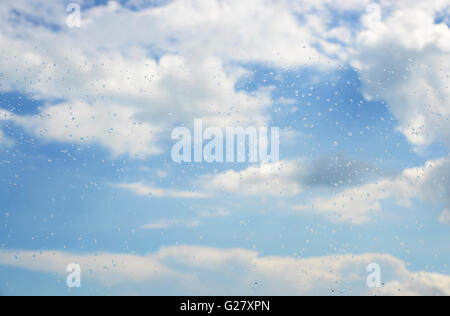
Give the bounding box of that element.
[0,0,449,296]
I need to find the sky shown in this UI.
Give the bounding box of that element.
[0,0,449,296]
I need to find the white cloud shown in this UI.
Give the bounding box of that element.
[294,181,388,224]
[199,157,378,197]
[113,182,212,199]
[0,129,12,147]
[377,271,450,296]
[0,0,448,156]
[144,0,334,68]
[1,0,448,156]
[0,43,273,156]
[1,103,162,158]
[199,162,304,197]
[0,0,373,149]
[0,248,185,287]
[59,0,339,68]
[0,1,279,157]
[353,5,450,148]
[114,156,371,199]
[0,245,449,295]
[295,157,450,224]
[195,155,448,226]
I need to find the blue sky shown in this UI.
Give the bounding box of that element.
[0,0,449,295]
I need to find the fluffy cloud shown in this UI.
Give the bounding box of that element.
[295,157,450,224]
[377,271,450,296]
[198,157,378,197]
[1,103,162,158]
[353,4,450,148]
[199,162,304,197]
[0,245,449,295]
[0,0,373,159]
[0,248,184,287]
[0,39,273,156]
[55,0,340,68]
[0,1,280,158]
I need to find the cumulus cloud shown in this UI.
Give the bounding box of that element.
[0,248,184,287]
[198,157,379,197]
[353,4,450,148]
[0,0,378,159]
[0,1,281,158]
[1,0,448,156]
[0,0,449,225]
[189,152,448,226]
[295,157,450,224]
[1,103,162,158]
[109,157,379,219]
[0,43,273,156]
[377,272,450,296]
[199,162,304,197]
[0,246,449,295]
[58,0,339,68]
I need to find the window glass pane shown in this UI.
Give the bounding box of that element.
[0,0,449,296]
